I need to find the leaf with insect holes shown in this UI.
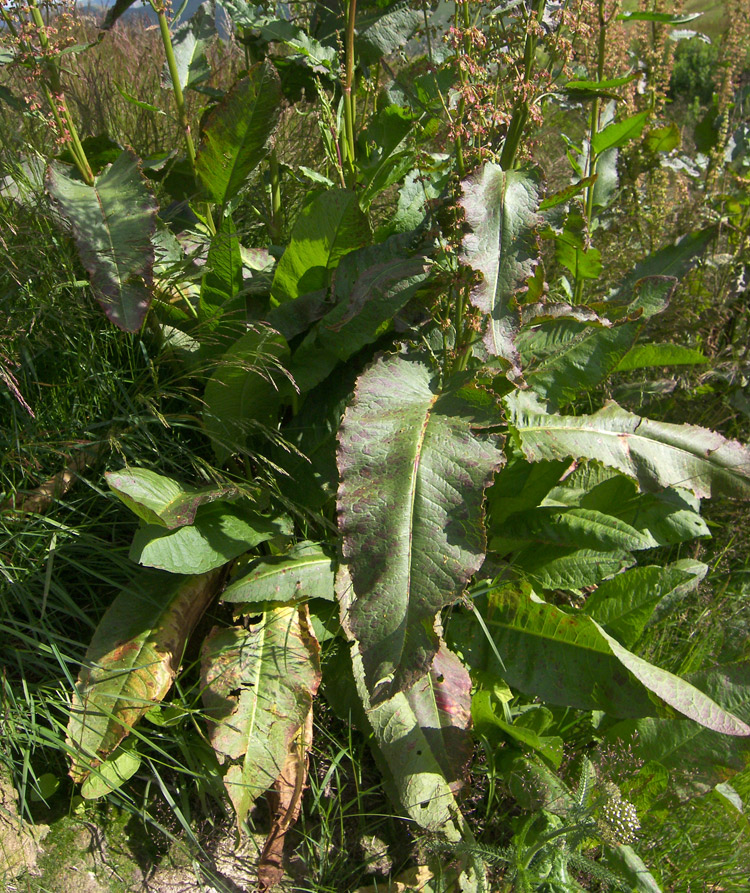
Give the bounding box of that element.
[47,150,157,332]
[201,606,321,825]
[67,569,224,782]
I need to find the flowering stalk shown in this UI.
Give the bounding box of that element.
[10,0,93,184]
[499,0,547,171]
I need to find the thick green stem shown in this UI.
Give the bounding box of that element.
[343,0,357,186]
[154,3,215,234]
[27,0,93,184]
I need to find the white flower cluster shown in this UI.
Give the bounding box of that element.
[598,786,641,845]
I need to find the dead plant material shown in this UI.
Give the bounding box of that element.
[1,443,103,516]
[257,708,313,892]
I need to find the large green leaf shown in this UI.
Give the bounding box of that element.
[164,2,215,91]
[611,227,716,301]
[459,165,540,369]
[337,354,504,701]
[222,541,335,605]
[491,506,654,554]
[607,662,750,798]
[507,391,750,499]
[46,150,157,331]
[270,189,371,304]
[592,111,649,155]
[203,327,291,463]
[455,584,750,734]
[544,464,710,546]
[67,569,224,781]
[106,467,236,529]
[196,60,282,206]
[201,606,321,824]
[339,593,469,841]
[613,342,707,372]
[355,0,423,65]
[130,502,288,573]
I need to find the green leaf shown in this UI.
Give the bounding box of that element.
[358,105,416,208]
[388,158,450,234]
[612,228,716,301]
[80,739,141,800]
[520,276,677,408]
[472,692,563,767]
[198,215,244,326]
[355,0,423,65]
[260,20,337,72]
[106,467,236,528]
[164,2,215,91]
[645,123,681,153]
[613,342,707,371]
[201,606,321,824]
[344,617,470,840]
[46,150,157,331]
[222,541,335,605]
[617,11,702,24]
[602,845,663,893]
[609,662,750,798]
[464,584,750,732]
[592,111,649,155]
[507,390,750,499]
[554,211,603,281]
[582,561,707,647]
[102,0,139,29]
[491,506,654,554]
[66,569,224,781]
[270,189,371,304]
[203,327,291,464]
[130,502,288,574]
[290,236,431,392]
[460,165,540,368]
[561,73,640,99]
[338,354,504,702]
[196,60,282,206]
[509,545,634,590]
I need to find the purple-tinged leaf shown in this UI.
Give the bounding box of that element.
[47,150,157,331]
[459,165,540,371]
[337,353,504,702]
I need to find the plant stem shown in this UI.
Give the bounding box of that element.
[574,0,606,304]
[343,0,357,186]
[268,149,282,243]
[153,2,215,234]
[499,0,545,171]
[26,0,94,184]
